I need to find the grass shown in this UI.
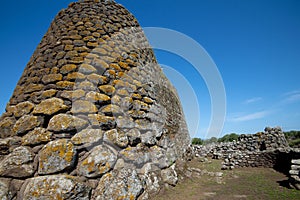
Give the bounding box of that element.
[153,158,300,200]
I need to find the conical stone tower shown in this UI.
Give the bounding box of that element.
[0,0,190,199]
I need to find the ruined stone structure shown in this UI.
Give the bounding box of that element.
[289,159,300,190]
[0,0,190,199]
[192,127,300,189]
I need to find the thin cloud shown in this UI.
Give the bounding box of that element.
[243,97,262,104]
[228,111,270,122]
[282,90,300,103]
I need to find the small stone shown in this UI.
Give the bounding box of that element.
[0,146,35,177]
[120,146,150,167]
[79,63,97,74]
[38,139,77,175]
[0,117,16,137]
[48,114,88,132]
[71,100,98,114]
[13,101,35,118]
[33,98,68,115]
[66,72,85,81]
[61,64,77,74]
[22,128,52,146]
[71,129,103,146]
[87,41,98,48]
[56,81,75,89]
[22,175,91,200]
[99,85,116,96]
[88,114,116,129]
[100,104,121,116]
[92,168,143,200]
[13,115,41,135]
[0,180,11,200]
[24,84,44,94]
[42,74,63,84]
[41,89,58,98]
[87,73,108,84]
[161,164,178,186]
[78,145,117,178]
[104,129,128,148]
[86,91,110,103]
[60,89,85,100]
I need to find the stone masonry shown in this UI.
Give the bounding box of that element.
[0,0,190,199]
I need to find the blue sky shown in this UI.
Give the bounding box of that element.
[0,0,299,138]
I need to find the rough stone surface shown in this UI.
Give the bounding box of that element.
[22,128,52,146]
[0,146,35,177]
[48,114,88,132]
[38,139,77,175]
[33,97,68,115]
[78,145,117,178]
[22,175,91,200]
[0,0,190,199]
[92,168,143,200]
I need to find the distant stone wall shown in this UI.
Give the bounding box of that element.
[289,159,300,190]
[192,127,300,189]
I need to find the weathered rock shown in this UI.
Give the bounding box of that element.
[48,114,88,132]
[38,139,77,175]
[22,128,52,146]
[120,145,150,167]
[0,146,35,177]
[13,115,41,135]
[161,164,178,186]
[13,101,35,118]
[104,129,128,148]
[33,97,68,115]
[78,145,117,178]
[0,117,16,137]
[71,129,103,148]
[0,179,12,200]
[92,168,143,200]
[22,175,91,200]
[71,100,98,114]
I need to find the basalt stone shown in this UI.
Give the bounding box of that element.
[33,97,68,115]
[47,114,88,132]
[0,146,35,178]
[78,145,117,178]
[92,168,143,200]
[0,0,190,199]
[38,139,77,175]
[21,175,91,200]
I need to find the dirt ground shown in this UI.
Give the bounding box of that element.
[153,159,300,200]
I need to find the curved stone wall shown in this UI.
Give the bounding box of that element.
[0,0,190,199]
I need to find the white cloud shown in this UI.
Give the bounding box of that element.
[228,111,270,122]
[282,90,300,103]
[243,97,262,104]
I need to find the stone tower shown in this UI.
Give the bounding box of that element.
[0,0,190,199]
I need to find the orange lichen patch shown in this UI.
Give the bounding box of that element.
[99,85,116,96]
[143,97,154,104]
[38,139,76,175]
[131,93,142,100]
[117,89,129,97]
[56,81,75,89]
[66,72,85,80]
[110,63,122,71]
[41,89,58,98]
[86,91,111,102]
[60,64,77,74]
[119,61,130,70]
[87,73,108,84]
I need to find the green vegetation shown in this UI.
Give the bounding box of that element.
[191,138,203,145]
[217,133,239,143]
[153,159,300,200]
[284,130,300,147]
[192,133,239,145]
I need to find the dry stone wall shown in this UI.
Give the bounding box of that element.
[289,159,300,190]
[0,0,190,199]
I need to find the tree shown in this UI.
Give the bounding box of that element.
[191,138,203,145]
